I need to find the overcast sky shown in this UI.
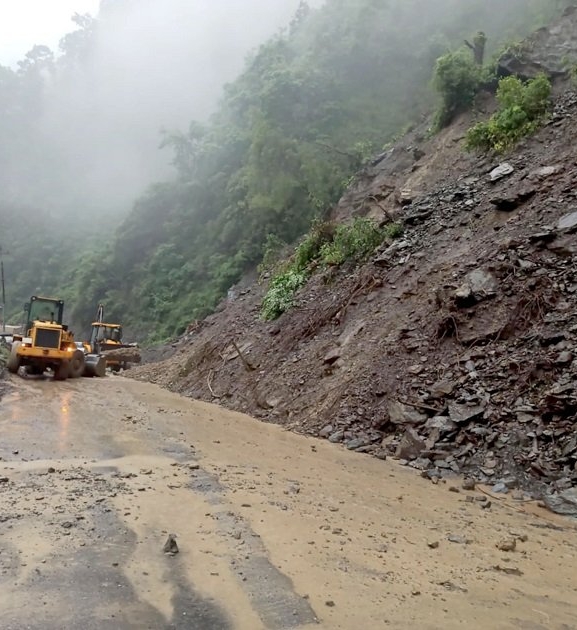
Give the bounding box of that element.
[0,0,100,65]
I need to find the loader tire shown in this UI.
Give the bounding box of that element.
[54,360,69,381]
[68,350,85,379]
[7,341,22,374]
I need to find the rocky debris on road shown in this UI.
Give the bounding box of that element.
[0,463,192,552]
[491,565,523,576]
[542,488,577,517]
[101,346,142,364]
[496,538,517,552]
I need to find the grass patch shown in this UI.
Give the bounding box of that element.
[466,73,551,152]
[260,218,402,320]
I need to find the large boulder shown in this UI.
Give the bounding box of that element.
[498,7,577,80]
[388,401,427,426]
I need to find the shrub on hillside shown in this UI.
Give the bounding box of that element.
[293,221,336,271]
[466,73,551,152]
[433,50,484,128]
[260,269,308,321]
[320,218,395,266]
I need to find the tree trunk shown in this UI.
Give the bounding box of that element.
[465,32,487,66]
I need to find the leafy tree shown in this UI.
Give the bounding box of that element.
[433,50,484,128]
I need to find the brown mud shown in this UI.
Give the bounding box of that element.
[0,375,576,629]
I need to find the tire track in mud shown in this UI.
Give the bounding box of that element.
[189,470,319,629]
[0,463,232,630]
[0,380,317,629]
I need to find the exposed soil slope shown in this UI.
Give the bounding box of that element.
[132,10,577,501]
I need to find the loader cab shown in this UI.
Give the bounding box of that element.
[89,322,123,350]
[24,296,65,334]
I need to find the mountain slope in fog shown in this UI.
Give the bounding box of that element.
[0,0,314,219]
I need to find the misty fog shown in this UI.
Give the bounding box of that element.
[2,0,324,221]
[2,0,569,335]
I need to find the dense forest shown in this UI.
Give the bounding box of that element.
[1,0,572,341]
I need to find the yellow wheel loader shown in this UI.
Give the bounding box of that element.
[86,304,140,372]
[8,296,106,380]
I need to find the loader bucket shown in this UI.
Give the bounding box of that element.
[83,354,106,378]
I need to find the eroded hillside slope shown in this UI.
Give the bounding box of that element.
[133,9,577,502]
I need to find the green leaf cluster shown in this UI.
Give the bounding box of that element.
[466,73,551,152]
[260,269,309,322]
[319,219,398,267]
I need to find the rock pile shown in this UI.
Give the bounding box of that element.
[316,124,577,501]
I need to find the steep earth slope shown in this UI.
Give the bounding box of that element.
[133,9,577,504]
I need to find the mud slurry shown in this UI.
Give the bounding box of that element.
[189,468,317,628]
[0,464,232,630]
[0,378,317,629]
[1,376,577,629]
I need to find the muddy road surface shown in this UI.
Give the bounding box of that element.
[0,376,576,629]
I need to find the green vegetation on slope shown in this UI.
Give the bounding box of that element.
[75,0,571,343]
[466,74,552,152]
[261,218,403,321]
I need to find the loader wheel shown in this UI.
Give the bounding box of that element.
[7,341,22,374]
[54,360,69,381]
[68,350,85,379]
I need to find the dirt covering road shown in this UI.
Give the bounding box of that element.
[0,376,576,629]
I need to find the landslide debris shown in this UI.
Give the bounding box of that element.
[132,11,577,503]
